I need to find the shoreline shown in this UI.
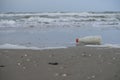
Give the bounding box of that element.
[0,46,120,80]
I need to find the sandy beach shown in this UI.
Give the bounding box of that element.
[0,46,120,80]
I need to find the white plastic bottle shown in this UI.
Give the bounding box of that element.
[76,36,102,45]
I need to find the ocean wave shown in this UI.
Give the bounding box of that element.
[86,44,120,48]
[0,20,16,24]
[0,20,16,27]
[0,43,67,50]
[0,12,120,28]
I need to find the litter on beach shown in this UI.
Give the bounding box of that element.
[76,36,102,45]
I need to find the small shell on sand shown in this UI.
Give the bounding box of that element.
[112,57,116,60]
[87,75,96,79]
[81,53,92,57]
[24,54,27,57]
[88,54,92,57]
[17,63,21,66]
[61,74,67,77]
[91,75,96,78]
[55,73,68,77]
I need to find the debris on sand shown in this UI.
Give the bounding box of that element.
[81,53,87,57]
[54,73,68,77]
[0,65,5,67]
[81,53,92,57]
[48,62,59,65]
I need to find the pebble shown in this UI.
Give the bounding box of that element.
[112,57,116,60]
[61,74,67,77]
[0,65,5,67]
[55,73,59,76]
[55,73,68,77]
[17,63,21,66]
[91,75,96,78]
[87,75,96,79]
[49,54,53,58]
[59,66,64,69]
[81,53,87,57]
[20,56,24,58]
[24,54,27,57]
[23,66,26,69]
[81,53,91,57]
[87,76,91,79]
[88,54,92,57]
[26,59,30,62]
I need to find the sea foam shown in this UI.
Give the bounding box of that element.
[0,12,120,28]
[86,44,120,48]
[0,43,67,50]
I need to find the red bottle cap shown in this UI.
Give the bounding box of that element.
[76,38,79,43]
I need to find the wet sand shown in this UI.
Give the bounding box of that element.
[0,46,120,80]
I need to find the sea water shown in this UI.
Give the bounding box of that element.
[0,12,120,49]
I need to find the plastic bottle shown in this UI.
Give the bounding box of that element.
[76,36,102,45]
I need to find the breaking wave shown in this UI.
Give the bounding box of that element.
[0,12,120,28]
[86,44,120,48]
[0,43,67,50]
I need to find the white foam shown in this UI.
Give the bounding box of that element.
[28,17,55,22]
[0,20,16,24]
[0,12,120,28]
[0,20,16,27]
[0,44,40,50]
[0,43,67,50]
[86,44,120,48]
